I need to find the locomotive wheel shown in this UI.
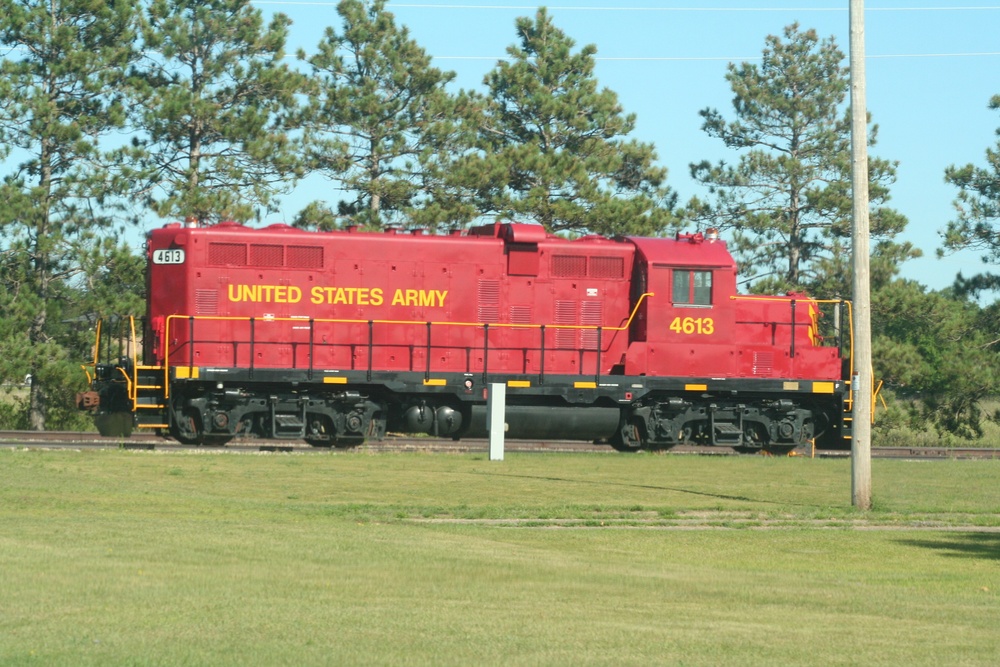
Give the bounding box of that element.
[610,420,644,453]
[170,429,201,446]
[168,413,232,446]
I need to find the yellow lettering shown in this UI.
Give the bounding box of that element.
[310,286,383,305]
[227,284,306,303]
[270,285,438,307]
[669,316,715,335]
[240,285,258,302]
[390,288,446,307]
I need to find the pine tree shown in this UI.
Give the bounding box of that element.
[123,0,305,224]
[942,94,1000,295]
[0,0,140,429]
[873,281,1000,438]
[462,8,676,236]
[295,0,479,230]
[688,23,915,295]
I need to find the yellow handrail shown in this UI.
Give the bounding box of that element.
[164,291,654,338]
[159,292,656,395]
[91,319,103,366]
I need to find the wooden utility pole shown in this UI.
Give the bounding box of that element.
[849,0,873,510]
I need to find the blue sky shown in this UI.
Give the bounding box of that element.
[252,1,1000,293]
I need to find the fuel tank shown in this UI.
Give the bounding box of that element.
[463,405,621,441]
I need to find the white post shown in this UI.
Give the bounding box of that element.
[487,383,506,461]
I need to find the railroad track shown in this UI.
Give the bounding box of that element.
[2,430,1000,459]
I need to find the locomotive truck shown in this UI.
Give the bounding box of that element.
[78,219,855,452]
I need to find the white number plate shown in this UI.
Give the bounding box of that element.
[153,249,185,264]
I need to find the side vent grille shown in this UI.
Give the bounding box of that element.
[509,305,532,325]
[554,300,577,349]
[580,301,603,350]
[477,280,500,323]
[195,290,219,315]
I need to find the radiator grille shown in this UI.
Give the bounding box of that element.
[287,245,324,269]
[589,256,624,279]
[250,244,283,267]
[552,255,587,278]
[208,243,247,266]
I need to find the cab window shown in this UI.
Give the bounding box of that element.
[672,269,712,306]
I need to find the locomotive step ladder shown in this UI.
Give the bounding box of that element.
[271,402,308,439]
[842,375,883,444]
[710,420,744,446]
[132,365,168,431]
[843,386,854,443]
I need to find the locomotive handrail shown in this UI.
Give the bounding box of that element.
[732,295,865,422]
[129,316,141,402]
[91,319,103,366]
[159,292,656,396]
[730,295,854,364]
[80,319,103,381]
[162,291,653,337]
[116,366,133,398]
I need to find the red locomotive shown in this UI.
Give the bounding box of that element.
[79,220,854,452]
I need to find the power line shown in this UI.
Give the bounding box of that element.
[255,2,1000,10]
[253,1,1000,61]
[428,52,1000,61]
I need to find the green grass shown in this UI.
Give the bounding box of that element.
[2,449,999,666]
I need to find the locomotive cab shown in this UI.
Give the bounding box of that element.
[624,232,738,376]
[609,231,850,453]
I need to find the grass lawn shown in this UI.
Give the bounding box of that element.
[1,449,998,666]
